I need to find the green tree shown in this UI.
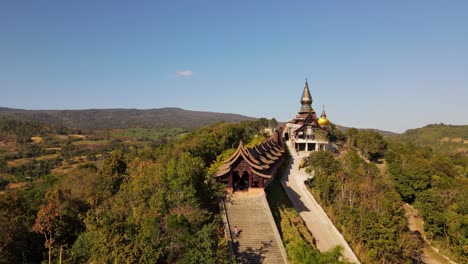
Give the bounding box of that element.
[344,127,358,147]
[98,150,127,196]
[61,139,75,160]
[355,130,387,160]
[269,118,278,129]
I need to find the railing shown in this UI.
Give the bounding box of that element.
[219,197,236,262]
[260,192,289,264]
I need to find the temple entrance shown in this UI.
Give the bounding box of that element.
[284,132,289,141]
[296,143,306,151]
[233,171,249,191]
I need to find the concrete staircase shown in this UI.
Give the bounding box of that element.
[224,192,287,264]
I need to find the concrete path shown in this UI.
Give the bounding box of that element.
[224,191,288,264]
[280,141,360,263]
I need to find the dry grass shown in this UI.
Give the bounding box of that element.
[44,147,61,151]
[7,182,27,190]
[69,134,87,139]
[31,136,43,143]
[450,137,464,143]
[73,140,109,146]
[7,154,60,167]
[7,158,32,167]
[55,135,69,140]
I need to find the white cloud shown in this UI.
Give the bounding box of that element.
[176,69,193,77]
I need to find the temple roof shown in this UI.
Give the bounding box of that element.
[214,131,285,179]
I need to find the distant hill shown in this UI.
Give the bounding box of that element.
[395,124,468,154]
[0,107,255,131]
[334,124,399,137]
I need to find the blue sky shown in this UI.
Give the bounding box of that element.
[1,0,467,132]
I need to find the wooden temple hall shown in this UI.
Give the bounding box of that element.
[214,129,285,192]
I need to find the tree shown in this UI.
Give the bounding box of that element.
[61,139,75,160]
[32,191,63,264]
[344,128,358,147]
[269,118,278,129]
[355,130,387,160]
[32,188,85,264]
[98,150,127,196]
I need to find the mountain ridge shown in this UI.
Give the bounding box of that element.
[0,107,256,131]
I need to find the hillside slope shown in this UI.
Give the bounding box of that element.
[334,124,398,137]
[0,107,255,130]
[395,124,467,153]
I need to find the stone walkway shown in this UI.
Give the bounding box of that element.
[280,141,360,263]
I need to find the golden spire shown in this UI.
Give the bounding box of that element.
[300,78,313,112]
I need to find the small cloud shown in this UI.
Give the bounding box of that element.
[176,69,193,77]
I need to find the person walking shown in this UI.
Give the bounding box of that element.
[234,226,239,237]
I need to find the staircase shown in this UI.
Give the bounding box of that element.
[224,192,287,264]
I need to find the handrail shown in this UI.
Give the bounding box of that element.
[261,192,289,264]
[219,197,236,262]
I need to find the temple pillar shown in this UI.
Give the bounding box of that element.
[315,143,319,151]
[228,172,233,188]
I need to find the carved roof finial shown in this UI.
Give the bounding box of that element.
[321,105,327,118]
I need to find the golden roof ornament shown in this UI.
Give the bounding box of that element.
[318,105,329,126]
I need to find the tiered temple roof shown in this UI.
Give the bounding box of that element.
[214,138,285,179]
[214,129,285,191]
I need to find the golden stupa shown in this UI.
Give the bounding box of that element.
[317,107,329,126]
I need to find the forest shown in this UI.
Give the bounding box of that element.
[0,107,254,131]
[0,117,274,263]
[0,117,466,263]
[306,126,467,263]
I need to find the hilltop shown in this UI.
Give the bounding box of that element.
[334,124,399,137]
[394,123,468,154]
[0,107,255,131]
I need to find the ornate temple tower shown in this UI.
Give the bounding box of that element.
[295,79,317,125]
[284,79,331,152]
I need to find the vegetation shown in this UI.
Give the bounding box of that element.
[266,154,349,264]
[0,118,276,263]
[306,126,467,263]
[386,142,467,260]
[395,124,467,154]
[1,114,466,263]
[0,107,255,131]
[306,150,422,263]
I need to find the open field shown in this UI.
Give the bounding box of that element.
[7,153,60,167]
[73,140,110,145]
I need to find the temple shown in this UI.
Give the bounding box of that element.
[214,129,285,192]
[284,79,331,152]
[214,79,331,192]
